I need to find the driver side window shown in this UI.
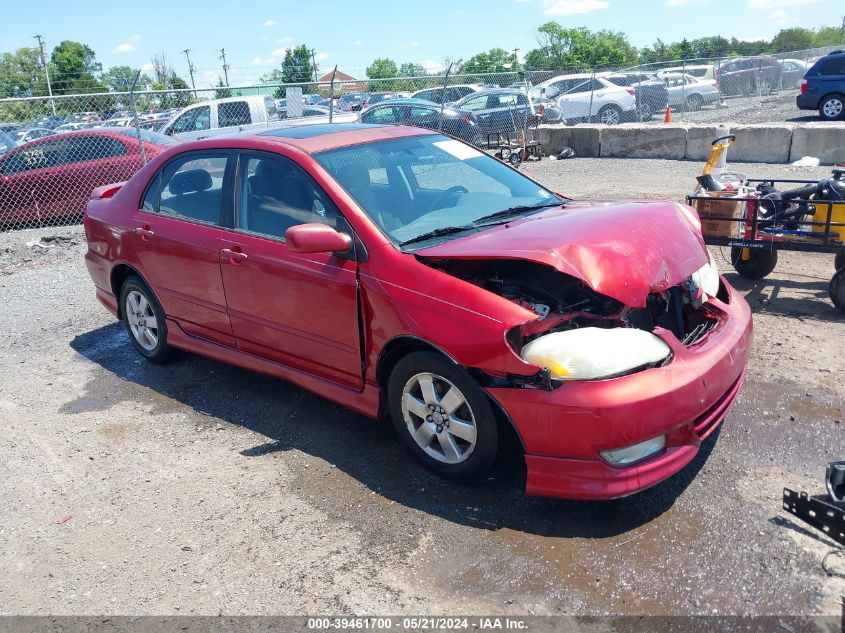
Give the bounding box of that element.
[238,154,342,240]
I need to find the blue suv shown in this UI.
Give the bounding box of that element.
[797,50,845,120]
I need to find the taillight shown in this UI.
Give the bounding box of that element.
[538,104,545,116]
[462,116,475,125]
[625,88,636,96]
[800,79,808,93]
[710,81,718,87]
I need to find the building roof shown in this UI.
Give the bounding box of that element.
[318,69,357,83]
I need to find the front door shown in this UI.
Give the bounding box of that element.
[219,152,362,389]
[131,151,236,347]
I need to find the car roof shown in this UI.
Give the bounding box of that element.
[244,122,435,153]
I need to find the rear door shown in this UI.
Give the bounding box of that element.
[219,151,362,388]
[131,151,236,347]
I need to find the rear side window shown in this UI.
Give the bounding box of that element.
[362,106,402,123]
[142,153,229,226]
[218,101,251,127]
[0,138,70,173]
[170,106,211,133]
[817,57,845,76]
[66,136,126,162]
[264,97,279,121]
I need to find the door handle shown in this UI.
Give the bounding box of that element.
[221,248,248,262]
[133,226,155,239]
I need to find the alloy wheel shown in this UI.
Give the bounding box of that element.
[400,372,477,464]
[823,98,844,119]
[125,290,159,351]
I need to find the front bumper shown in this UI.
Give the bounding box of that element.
[487,279,753,500]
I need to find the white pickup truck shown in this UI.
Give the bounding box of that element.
[160,95,281,140]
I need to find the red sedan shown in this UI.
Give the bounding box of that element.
[0,129,174,225]
[83,123,752,500]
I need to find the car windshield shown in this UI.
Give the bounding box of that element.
[315,135,560,249]
[112,128,178,145]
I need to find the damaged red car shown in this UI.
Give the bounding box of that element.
[83,123,752,500]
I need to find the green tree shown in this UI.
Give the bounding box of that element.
[103,65,148,92]
[0,47,50,98]
[771,28,814,53]
[812,25,844,47]
[461,48,518,74]
[366,58,399,79]
[399,62,426,76]
[282,45,314,84]
[151,72,191,109]
[525,23,638,71]
[50,40,104,94]
[214,76,232,99]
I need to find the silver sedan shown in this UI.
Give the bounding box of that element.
[660,73,722,111]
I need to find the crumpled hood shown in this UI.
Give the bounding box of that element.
[415,200,708,307]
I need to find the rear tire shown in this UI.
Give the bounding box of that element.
[731,246,778,280]
[685,94,704,112]
[819,94,845,121]
[597,104,623,125]
[835,252,845,271]
[119,275,173,363]
[387,351,498,482]
[830,268,845,314]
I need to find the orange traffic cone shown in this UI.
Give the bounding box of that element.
[664,105,672,123]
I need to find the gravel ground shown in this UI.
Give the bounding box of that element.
[1,158,844,618]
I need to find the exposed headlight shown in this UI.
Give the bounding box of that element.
[600,435,666,466]
[691,251,720,299]
[520,327,671,381]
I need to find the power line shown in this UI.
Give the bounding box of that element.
[182,49,197,97]
[219,48,230,87]
[33,34,56,116]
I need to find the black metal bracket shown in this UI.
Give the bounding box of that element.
[783,488,845,547]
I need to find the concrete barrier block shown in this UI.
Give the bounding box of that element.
[685,126,732,161]
[536,124,602,158]
[600,124,688,159]
[789,123,845,165]
[728,124,793,163]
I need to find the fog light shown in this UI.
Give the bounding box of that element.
[600,435,666,466]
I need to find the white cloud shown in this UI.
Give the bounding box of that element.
[420,60,445,73]
[263,19,277,27]
[315,52,329,61]
[112,42,136,54]
[140,62,155,72]
[276,36,293,43]
[127,34,142,43]
[353,39,363,46]
[250,56,276,65]
[272,47,290,57]
[541,0,609,15]
[746,0,820,7]
[410,42,420,47]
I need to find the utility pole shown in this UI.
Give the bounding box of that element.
[182,49,197,98]
[840,15,844,46]
[310,48,319,83]
[219,48,230,86]
[33,34,56,116]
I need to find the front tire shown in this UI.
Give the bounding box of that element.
[685,94,704,112]
[819,94,845,121]
[731,246,778,280]
[120,275,173,363]
[835,252,845,271]
[387,351,498,482]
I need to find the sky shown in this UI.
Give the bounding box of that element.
[1,0,842,87]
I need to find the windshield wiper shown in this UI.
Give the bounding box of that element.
[473,200,563,225]
[399,225,476,248]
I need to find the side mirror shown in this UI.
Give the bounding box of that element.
[285,223,352,254]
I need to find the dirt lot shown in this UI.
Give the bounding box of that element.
[1,158,844,618]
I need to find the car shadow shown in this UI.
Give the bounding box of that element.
[70,322,721,539]
[723,271,843,321]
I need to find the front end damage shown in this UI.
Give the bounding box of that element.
[418,255,753,499]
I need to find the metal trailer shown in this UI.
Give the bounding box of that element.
[687,174,845,314]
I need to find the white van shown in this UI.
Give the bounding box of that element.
[160,96,280,140]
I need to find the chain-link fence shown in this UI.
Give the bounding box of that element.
[0,45,841,232]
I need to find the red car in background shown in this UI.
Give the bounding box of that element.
[83,123,752,500]
[0,129,174,225]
